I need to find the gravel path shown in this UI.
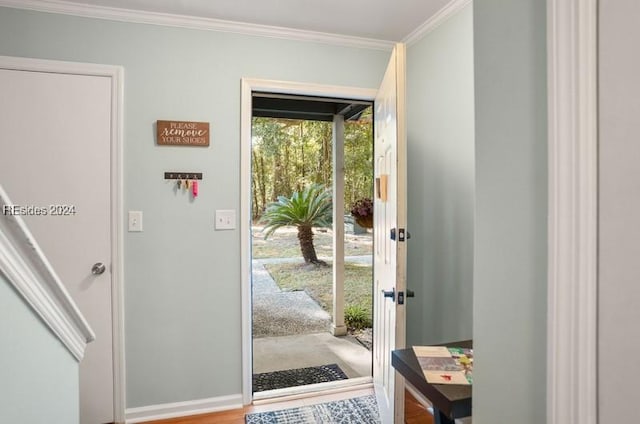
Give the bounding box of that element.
[251,256,371,338]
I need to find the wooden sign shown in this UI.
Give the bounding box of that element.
[157,120,210,146]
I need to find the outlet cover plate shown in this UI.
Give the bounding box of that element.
[215,209,236,230]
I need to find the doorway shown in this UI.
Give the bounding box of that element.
[251,97,373,395]
[240,80,378,402]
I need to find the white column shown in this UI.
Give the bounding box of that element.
[332,114,347,336]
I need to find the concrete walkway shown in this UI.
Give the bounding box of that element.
[253,332,372,377]
[252,255,373,378]
[252,258,331,337]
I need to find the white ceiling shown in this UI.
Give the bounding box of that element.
[39,0,453,41]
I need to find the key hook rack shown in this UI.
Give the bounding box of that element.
[165,171,202,198]
[164,172,203,180]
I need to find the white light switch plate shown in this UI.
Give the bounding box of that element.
[215,209,236,230]
[128,211,143,232]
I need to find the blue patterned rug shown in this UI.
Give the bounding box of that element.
[253,364,348,392]
[245,395,381,423]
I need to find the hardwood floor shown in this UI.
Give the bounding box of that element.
[142,408,246,424]
[404,390,434,424]
[143,388,433,424]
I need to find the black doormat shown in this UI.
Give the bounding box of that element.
[253,364,348,392]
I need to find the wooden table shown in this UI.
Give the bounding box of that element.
[391,340,472,424]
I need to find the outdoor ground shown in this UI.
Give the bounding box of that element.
[251,224,373,346]
[252,224,373,258]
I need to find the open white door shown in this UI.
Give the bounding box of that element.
[373,43,407,424]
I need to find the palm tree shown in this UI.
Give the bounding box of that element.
[261,184,332,264]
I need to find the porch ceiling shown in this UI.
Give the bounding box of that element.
[252,92,372,122]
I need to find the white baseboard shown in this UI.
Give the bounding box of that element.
[125,394,243,423]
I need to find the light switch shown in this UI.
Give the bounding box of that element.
[128,211,143,232]
[215,209,236,230]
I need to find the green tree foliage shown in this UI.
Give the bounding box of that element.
[344,111,374,207]
[251,107,373,220]
[261,184,332,264]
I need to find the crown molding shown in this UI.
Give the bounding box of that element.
[403,0,472,46]
[0,184,95,362]
[0,0,395,51]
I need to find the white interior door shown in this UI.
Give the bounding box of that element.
[373,44,407,424]
[0,66,115,424]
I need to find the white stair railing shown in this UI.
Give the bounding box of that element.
[0,184,94,361]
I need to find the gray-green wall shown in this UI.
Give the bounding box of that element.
[0,3,553,420]
[473,0,547,422]
[0,7,388,408]
[0,275,80,423]
[406,6,474,346]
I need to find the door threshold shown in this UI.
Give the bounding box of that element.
[252,376,373,405]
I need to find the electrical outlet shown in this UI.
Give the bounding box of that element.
[215,209,236,230]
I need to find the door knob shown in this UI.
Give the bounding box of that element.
[397,289,415,305]
[91,262,106,275]
[382,288,395,302]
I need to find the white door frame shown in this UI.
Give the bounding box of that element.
[0,55,126,423]
[546,1,598,423]
[240,78,377,403]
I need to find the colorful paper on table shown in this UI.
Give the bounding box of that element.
[423,370,470,385]
[412,345,473,385]
[416,356,460,371]
[413,346,451,357]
